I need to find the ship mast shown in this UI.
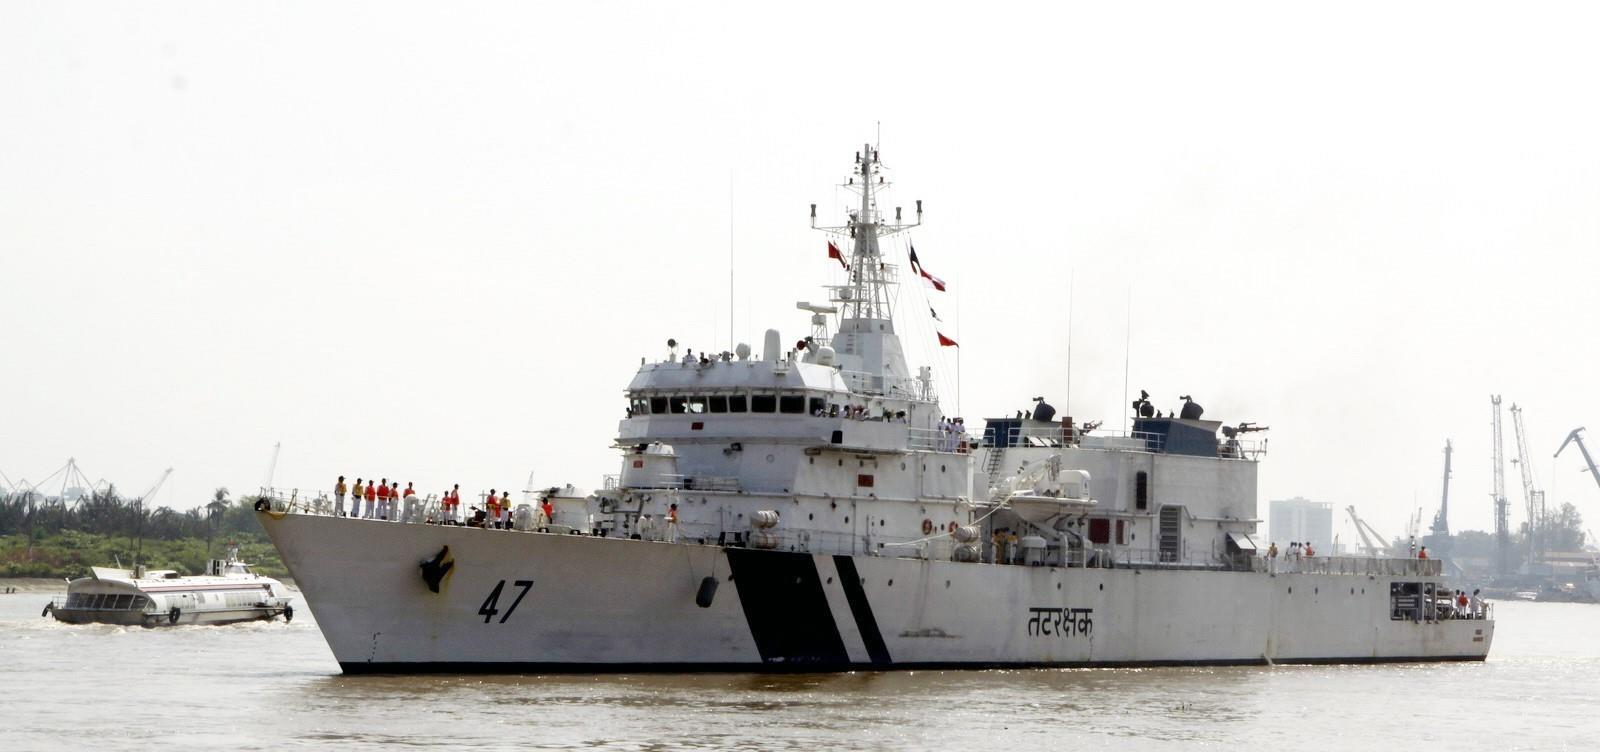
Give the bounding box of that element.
[810,144,924,397]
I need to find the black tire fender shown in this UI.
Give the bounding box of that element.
[283,605,294,623]
[168,606,181,625]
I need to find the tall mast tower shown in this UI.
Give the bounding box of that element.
[1491,395,1510,576]
[810,144,924,398]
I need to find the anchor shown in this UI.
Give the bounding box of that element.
[419,545,454,593]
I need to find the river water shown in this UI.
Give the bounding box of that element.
[1,593,1594,751]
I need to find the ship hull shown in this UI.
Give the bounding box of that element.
[262,514,1492,673]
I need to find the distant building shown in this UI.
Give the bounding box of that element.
[1270,497,1334,551]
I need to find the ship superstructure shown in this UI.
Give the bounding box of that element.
[256,143,1493,673]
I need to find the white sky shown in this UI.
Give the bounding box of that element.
[4,2,1599,546]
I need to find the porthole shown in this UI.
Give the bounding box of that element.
[844,516,849,523]
[1288,587,1293,594]
[1350,588,1355,595]
[1314,587,1319,594]
[809,458,814,465]
[879,519,885,526]
[838,459,844,467]
[901,462,907,470]
[1056,583,1062,590]
[766,454,775,463]
[941,464,946,472]
[826,577,833,584]
[1098,583,1104,591]
[808,513,814,520]
[887,579,894,587]
[945,580,951,588]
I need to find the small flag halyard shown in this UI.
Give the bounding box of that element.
[827,241,849,270]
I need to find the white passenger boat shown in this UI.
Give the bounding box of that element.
[43,548,294,627]
[257,143,1492,672]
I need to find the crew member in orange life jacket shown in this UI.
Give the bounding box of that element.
[376,479,391,520]
[486,489,500,529]
[666,503,680,543]
[445,484,461,524]
[363,480,377,519]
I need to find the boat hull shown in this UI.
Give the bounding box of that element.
[48,605,290,627]
[262,513,1492,673]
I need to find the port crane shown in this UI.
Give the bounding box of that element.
[1491,396,1511,575]
[1555,427,1600,496]
[1425,440,1453,557]
[1510,404,1546,568]
[1346,505,1391,556]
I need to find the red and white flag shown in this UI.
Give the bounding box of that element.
[909,244,946,291]
[937,332,959,347]
[827,241,849,270]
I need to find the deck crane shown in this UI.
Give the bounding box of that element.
[1425,441,1453,558]
[1492,396,1512,575]
[1510,404,1546,568]
[1555,427,1600,497]
[1346,505,1391,556]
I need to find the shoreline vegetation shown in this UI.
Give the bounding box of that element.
[1,489,286,580]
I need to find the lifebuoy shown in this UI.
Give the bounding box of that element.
[921,519,934,535]
[168,607,181,625]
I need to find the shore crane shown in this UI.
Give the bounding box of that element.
[1510,405,1547,568]
[1491,396,1511,575]
[1426,440,1453,557]
[1556,427,1600,496]
[1346,505,1391,556]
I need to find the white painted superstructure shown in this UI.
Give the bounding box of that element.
[258,143,1492,672]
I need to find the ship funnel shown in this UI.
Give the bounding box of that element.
[763,329,781,363]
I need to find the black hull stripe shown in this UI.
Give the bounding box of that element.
[832,555,891,665]
[339,655,1489,675]
[724,548,848,664]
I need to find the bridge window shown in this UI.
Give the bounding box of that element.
[779,394,805,414]
[809,397,826,415]
[1135,471,1149,510]
[686,396,707,414]
[729,394,748,413]
[708,396,728,413]
[751,393,777,413]
[650,397,668,414]
[1088,518,1110,545]
[669,397,688,414]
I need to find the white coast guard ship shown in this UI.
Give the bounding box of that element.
[259,144,1492,672]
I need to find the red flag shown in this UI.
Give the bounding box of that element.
[937,332,959,347]
[920,269,946,292]
[827,241,849,270]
